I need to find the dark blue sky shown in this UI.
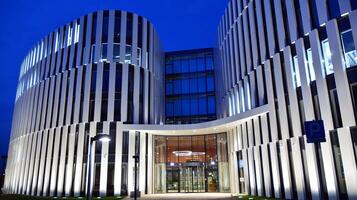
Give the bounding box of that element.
[0,0,228,169]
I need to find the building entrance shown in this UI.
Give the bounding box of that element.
[180,165,205,192]
[153,134,231,193]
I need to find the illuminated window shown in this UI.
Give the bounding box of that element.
[240,84,245,112]
[125,45,131,64]
[306,48,316,82]
[74,22,80,43]
[321,39,333,75]
[341,29,357,68]
[113,44,120,62]
[235,88,240,114]
[228,95,232,116]
[136,48,141,66]
[246,82,251,110]
[67,26,73,47]
[100,44,108,62]
[292,56,301,88]
[40,41,44,59]
[55,32,59,52]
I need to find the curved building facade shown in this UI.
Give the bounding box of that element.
[216,0,357,199]
[3,1,357,200]
[3,10,164,197]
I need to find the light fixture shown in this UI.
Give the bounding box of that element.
[341,12,349,17]
[99,136,111,143]
[92,134,111,143]
[86,133,111,200]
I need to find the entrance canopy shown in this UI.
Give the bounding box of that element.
[120,104,270,134]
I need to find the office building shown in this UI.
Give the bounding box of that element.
[3,0,357,199]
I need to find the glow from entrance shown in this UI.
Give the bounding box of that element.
[172,151,206,157]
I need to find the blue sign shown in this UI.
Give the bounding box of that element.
[304,120,326,143]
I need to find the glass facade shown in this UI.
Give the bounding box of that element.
[321,39,334,75]
[165,48,216,124]
[153,133,230,193]
[341,30,357,68]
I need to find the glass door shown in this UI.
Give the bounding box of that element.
[180,166,193,192]
[192,166,205,192]
[179,166,206,192]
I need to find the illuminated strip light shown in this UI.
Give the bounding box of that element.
[341,12,349,17]
[172,151,206,156]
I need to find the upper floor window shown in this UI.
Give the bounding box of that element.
[206,56,214,70]
[55,32,59,53]
[292,56,301,88]
[67,26,73,47]
[91,43,141,65]
[341,30,357,68]
[74,22,80,43]
[321,39,334,75]
[306,48,316,82]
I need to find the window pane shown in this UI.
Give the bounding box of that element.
[125,45,131,64]
[181,59,189,73]
[198,77,206,93]
[182,97,190,116]
[206,56,214,70]
[341,30,357,68]
[327,0,340,18]
[101,44,108,61]
[166,81,173,95]
[166,102,174,116]
[198,97,207,115]
[166,64,173,74]
[306,48,316,82]
[190,78,198,94]
[293,56,301,87]
[174,79,181,94]
[113,44,120,62]
[166,137,178,163]
[174,99,182,117]
[182,79,190,94]
[114,13,121,43]
[321,39,333,75]
[207,76,215,92]
[173,59,181,73]
[197,57,205,71]
[208,96,216,114]
[189,59,197,72]
[190,97,198,115]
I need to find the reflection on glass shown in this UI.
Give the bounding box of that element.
[292,56,301,88]
[341,30,357,68]
[100,44,108,62]
[321,39,333,75]
[125,45,131,64]
[90,43,142,65]
[306,48,316,82]
[113,44,120,62]
[154,136,166,193]
[237,151,245,193]
[217,134,230,193]
[206,56,214,70]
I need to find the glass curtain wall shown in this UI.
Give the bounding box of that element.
[165,49,216,124]
[153,133,230,193]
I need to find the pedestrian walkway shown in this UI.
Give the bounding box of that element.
[124,193,235,200]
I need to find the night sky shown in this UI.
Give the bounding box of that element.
[0,0,229,170]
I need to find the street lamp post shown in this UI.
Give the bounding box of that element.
[132,155,139,200]
[86,134,111,200]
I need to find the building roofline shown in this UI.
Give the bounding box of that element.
[165,47,214,56]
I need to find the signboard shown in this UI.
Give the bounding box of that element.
[304,120,326,143]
